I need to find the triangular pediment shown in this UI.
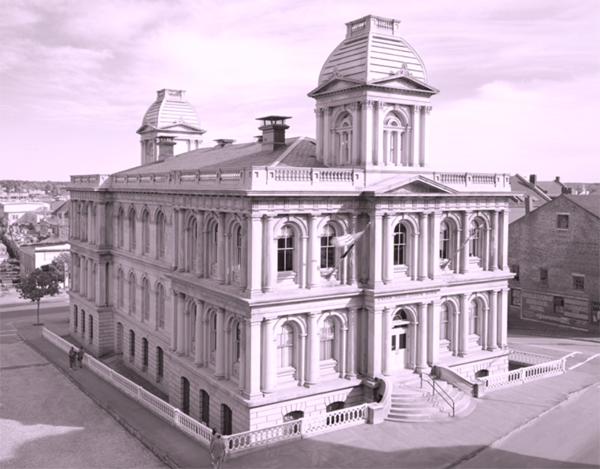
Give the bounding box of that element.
[307,76,365,97]
[136,122,205,134]
[377,176,457,195]
[369,75,439,94]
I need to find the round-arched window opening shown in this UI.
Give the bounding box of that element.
[475,369,489,378]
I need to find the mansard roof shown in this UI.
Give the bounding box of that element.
[116,137,321,175]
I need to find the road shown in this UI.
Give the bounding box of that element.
[459,383,600,468]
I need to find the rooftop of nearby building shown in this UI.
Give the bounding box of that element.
[140,89,202,130]
[564,194,600,218]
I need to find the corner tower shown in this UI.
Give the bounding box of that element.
[136,89,206,165]
[308,15,439,170]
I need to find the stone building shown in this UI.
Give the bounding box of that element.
[509,194,600,332]
[68,15,514,434]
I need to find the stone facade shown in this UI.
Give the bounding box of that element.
[68,15,514,434]
[509,194,600,331]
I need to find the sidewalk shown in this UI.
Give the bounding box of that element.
[0,289,70,308]
[17,317,600,469]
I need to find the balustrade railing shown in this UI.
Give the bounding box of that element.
[42,327,368,456]
[481,356,566,390]
[509,350,555,365]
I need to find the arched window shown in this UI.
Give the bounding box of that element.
[81,310,86,335]
[208,222,219,278]
[200,390,210,425]
[277,225,294,272]
[117,207,124,248]
[440,304,449,341]
[210,313,217,362]
[129,272,136,315]
[73,305,78,331]
[181,377,190,415]
[156,211,166,258]
[89,315,93,342]
[234,322,241,363]
[156,347,164,381]
[320,318,335,360]
[90,205,96,244]
[129,208,136,252]
[334,115,353,165]
[469,300,479,335]
[383,114,404,165]
[142,210,150,255]
[142,338,149,370]
[277,323,294,368]
[129,329,135,361]
[81,205,88,242]
[440,221,450,261]
[141,277,150,321]
[234,225,242,267]
[117,269,124,307]
[320,225,335,270]
[393,224,407,265]
[156,283,165,329]
[469,219,484,258]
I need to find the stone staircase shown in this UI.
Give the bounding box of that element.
[386,374,473,423]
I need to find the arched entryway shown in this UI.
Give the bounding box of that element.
[391,309,412,371]
[221,404,232,435]
[181,377,190,415]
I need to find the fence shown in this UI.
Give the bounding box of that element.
[42,328,369,456]
[481,353,566,390]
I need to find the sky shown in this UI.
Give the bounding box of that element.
[1,0,599,183]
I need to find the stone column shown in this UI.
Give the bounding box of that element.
[410,105,421,167]
[416,302,428,373]
[261,318,275,393]
[490,210,498,271]
[418,212,429,280]
[361,101,374,166]
[237,318,246,393]
[98,261,107,307]
[194,299,204,365]
[411,231,419,280]
[323,107,333,166]
[306,312,320,386]
[97,202,106,247]
[458,294,469,356]
[176,293,186,355]
[348,215,357,285]
[382,214,393,284]
[215,307,225,379]
[307,214,319,288]
[300,235,308,288]
[369,214,383,287]
[244,319,262,398]
[340,326,348,378]
[460,212,469,274]
[499,210,509,270]
[263,215,275,292]
[498,289,508,349]
[172,208,179,270]
[346,308,357,379]
[178,209,186,271]
[488,290,498,351]
[298,333,306,386]
[367,308,382,378]
[170,291,178,351]
[375,102,384,165]
[419,107,430,167]
[217,212,226,284]
[351,102,361,165]
[381,307,392,376]
[430,212,441,279]
[240,217,248,290]
[247,216,263,293]
[428,301,440,366]
[196,211,205,276]
[481,303,488,350]
[315,108,324,162]
[452,309,460,356]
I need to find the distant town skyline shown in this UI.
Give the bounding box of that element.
[1,0,599,182]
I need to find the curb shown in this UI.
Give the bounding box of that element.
[18,332,181,469]
[445,380,600,468]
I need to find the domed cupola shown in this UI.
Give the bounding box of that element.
[136,89,206,165]
[317,15,428,86]
[308,15,439,171]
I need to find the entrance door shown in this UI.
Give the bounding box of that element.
[391,309,411,371]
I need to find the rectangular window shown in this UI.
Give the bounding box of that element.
[398,333,406,350]
[557,214,569,229]
[540,268,548,286]
[277,237,294,272]
[554,296,564,314]
[573,275,585,291]
[510,265,520,281]
[511,289,522,306]
[391,335,396,351]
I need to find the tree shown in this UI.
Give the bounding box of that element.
[16,268,60,325]
[50,252,71,288]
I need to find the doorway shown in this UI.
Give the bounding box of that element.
[391,309,411,371]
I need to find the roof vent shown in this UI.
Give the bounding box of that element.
[529,174,537,185]
[214,139,235,148]
[256,116,291,152]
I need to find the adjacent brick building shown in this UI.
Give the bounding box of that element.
[508,194,600,331]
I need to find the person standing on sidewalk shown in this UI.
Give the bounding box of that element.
[209,429,227,469]
[77,347,85,369]
[68,347,77,370]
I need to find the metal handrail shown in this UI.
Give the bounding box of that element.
[420,373,455,417]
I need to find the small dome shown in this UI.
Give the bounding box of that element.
[318,15,427,85]
[142,89,201,129]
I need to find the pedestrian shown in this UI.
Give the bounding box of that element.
[77,347,85,369]
[209,429,226,469]
[68,347,77,370]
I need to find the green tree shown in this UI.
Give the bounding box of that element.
[50,252,71,286]
[16,268,60,325]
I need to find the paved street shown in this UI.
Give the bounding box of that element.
[0,293,167,468]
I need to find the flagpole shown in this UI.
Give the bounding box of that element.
[325,222,370,281]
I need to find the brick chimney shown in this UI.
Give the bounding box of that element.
[256,116,291,151]
[157,136,176,160]
[529,174,537,185]
[554,176,561,183]
[525,196,532,215]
